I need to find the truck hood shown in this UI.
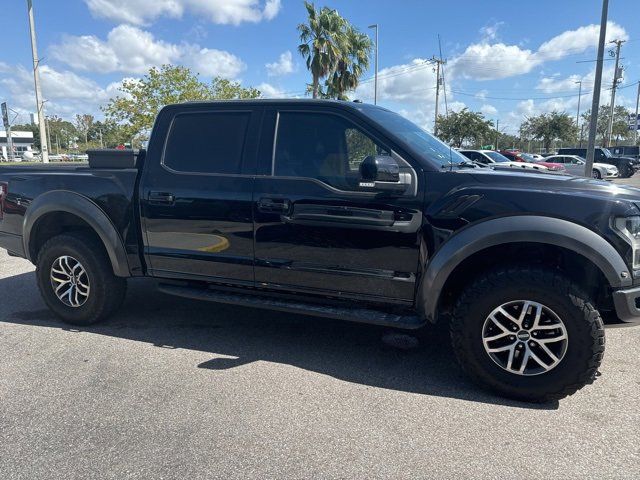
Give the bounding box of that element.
[467,168,640,203]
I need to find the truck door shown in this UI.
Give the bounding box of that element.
[252,107,423,304]
[139,105,260,285]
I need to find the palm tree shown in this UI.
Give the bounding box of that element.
[297,2,345,99]
[325,26,372,100]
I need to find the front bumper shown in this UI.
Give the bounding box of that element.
[612,286,640,326]
[605,171,619,179]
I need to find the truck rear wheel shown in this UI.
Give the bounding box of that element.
[450,266,605,402]
[36,233,127,325]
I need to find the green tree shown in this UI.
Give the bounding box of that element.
[103,64,260,141]
[581,105,631,146]
[519,111,578,151]
[74,114,94,145]
[324,24,372,100]
[297,2,345,99]
[436,109,495,148]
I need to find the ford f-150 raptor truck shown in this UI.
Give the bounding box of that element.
[1,100,639,402]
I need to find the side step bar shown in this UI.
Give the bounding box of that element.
[158,283,425,330]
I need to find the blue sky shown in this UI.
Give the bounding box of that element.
[1,0,638,134]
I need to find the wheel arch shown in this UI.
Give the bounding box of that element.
[419,216,631,323]
[23,190,131,277]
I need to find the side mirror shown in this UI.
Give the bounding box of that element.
[359,155,407,193]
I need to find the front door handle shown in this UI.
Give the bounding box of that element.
[148,191,175,205]
[258,197,291,214]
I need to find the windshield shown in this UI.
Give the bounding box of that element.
[485,151,510,163]
[362,108,469,166]
[520,153,537,162]
[601,148,613,157]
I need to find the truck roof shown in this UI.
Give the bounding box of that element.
[164,98,388,112]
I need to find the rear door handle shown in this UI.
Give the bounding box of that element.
[148,191,175,205]
[258,197,291,214]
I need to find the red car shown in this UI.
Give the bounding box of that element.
[499,150,565,172]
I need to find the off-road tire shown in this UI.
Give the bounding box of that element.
[36,232,127,325]
[450,266,605,402]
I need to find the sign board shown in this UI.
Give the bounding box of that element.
[1,102,9,129]
[629,114,640,131]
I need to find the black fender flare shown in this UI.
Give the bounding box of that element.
[22,190,131,277]
[419,215,631,322]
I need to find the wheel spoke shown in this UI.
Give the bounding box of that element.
[506,345,516,370]
[517,301,531,327]
[497,307,520,327]
[536,341,560,364]
[484,331,510,342]
[518,350,531,374]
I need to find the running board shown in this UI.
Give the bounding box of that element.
[158,283,424,329]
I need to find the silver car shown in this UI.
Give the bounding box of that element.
[545,155,618,179]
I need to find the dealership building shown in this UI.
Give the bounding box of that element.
[1,130,35,160]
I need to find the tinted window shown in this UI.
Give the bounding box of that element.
[485,151,509,163]
[274,112,389,191]
[361,107,468,166]
[164,111,250,174]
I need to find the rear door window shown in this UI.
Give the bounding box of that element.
[163,111,251,174]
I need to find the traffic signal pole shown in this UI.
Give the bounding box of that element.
[26,0,49,163]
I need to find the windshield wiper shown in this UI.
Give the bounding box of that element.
[441,160,477,169]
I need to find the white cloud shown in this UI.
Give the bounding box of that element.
[480,104,498,116]
[356,59,442,103]
[479,21,504,42]
[536,74,582,94]
[0,65,111,119]
[256,82,287,98]
[449,22,628,81]
[50,25,245,78]
[266,51,295,77]
[84,0,281,26]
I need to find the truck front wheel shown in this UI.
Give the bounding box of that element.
[450,266,605,402]
[36,233,127,325]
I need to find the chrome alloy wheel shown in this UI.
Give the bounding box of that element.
[482,300,568,376]
[50,255,90,308]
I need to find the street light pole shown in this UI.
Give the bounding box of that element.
[26,0,49,163]
[368,24,379,105]
[575,80,583,125]
[634,80,640,145]
[585,0,608,177]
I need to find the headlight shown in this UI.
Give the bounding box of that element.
[612,216,640,268]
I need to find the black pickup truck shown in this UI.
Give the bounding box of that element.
[2,100,640,402]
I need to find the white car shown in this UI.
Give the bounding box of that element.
[458,150,549,171]
[528,153,546,161]
[544,155,619,179]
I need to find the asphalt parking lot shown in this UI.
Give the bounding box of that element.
[1,220,640,478]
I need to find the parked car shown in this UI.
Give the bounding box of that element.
[500,150,565,172]
[2,99,640,402]
[544,155,619,179]
[528,153,545,161]
[557,147,638,178]
[459,149,549,171]
[611,145,640,161]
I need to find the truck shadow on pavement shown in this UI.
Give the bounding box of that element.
[2,273,559,410]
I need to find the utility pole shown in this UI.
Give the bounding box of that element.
[26,0,49,163]
[431,55,445,136]
[606,39,625,147]
[495,119,500,150]
[634,80,639,145]
[368,24,378,105]
[585,0,608,177]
